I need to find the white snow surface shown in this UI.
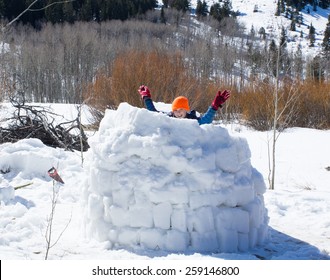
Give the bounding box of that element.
[1,102,330,260]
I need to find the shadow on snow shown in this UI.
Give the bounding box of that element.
[113,227,329,260]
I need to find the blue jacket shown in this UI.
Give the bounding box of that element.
[143,97,217,125]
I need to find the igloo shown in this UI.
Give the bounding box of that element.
[83,103,269,253]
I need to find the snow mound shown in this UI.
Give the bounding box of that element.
[83,103,269,253]
[0,183,15,204]
[0,138,82,205]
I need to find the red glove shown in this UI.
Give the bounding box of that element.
[138,85,151,98]
[211,90,230,110]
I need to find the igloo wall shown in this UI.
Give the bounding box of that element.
[83,103,269,253]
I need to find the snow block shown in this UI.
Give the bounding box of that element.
[191,231,219,252]
[140,228,165,250]
[83,103,269,253]
[153,202,172,229]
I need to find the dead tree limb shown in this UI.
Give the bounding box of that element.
[0,94,89,151]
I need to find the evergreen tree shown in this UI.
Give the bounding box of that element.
[275,0,281,16]
[313,0,317,12]
[63,1,75,23]
[290,18,296,31]
[162,0,169,8]
[259,27,266,40]
[250,25,255,38]
[221,0,232,18]
[209,2,221,21]
[170,0,190,12]
[160,6,166,24]
[322,15,330,52]
[279,26,290,74]
[309,23,316,47]
[0,0,5,17]
[269,39,278,77]
[280,26,287,50]
[81,0,94,21]
[196,0,208,18]
[319,0,330,9]
[45,1,64,24]
[0,0,158,25]
[297,12,303,25]
[209,0,233,22]
[280,0,286,13]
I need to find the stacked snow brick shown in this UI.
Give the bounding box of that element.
[83,103,269,253]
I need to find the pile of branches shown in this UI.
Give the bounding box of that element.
[0,95,89,152]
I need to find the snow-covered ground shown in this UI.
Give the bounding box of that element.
[1,102,329,259]
[1,102,329,278]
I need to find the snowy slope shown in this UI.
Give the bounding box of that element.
[166,0,330,57]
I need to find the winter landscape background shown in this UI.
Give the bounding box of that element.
[1,1,330,279]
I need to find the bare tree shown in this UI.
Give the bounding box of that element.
[44,178,72,260]
[0,0,76,103]
[268,31,302,190]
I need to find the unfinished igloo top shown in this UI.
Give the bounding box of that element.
[83,102,268,253]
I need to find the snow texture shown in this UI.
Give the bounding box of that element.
[83,103,269,253]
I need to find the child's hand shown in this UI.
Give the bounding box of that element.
[138,85,151,98]
[211,90,230,110]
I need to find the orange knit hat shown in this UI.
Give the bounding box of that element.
[172,96,190,111]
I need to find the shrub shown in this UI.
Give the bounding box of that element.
[83,50,227,122]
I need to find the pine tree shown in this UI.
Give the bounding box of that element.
[319,0,330,9]
[196,0,208,18]
[209,0,233,22]
[280,26,287,50]
[81,0,93,21]
[313,0,317,12]
[275,0,281,16]
[170,0,190,12]
[222,0,232,18]
[63,1,75,23]
[163,0,169,8]
[250,25,255,38]
[209,2,221,21]
[160,6,166,24]
[279,26,290,74]
[322,15,330,52]
[259,27,266,40]
[309,23,316,47]
[290,18,296,31]
[269,39,278,77]
[0,0,4,17]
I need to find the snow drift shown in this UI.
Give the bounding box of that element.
[83,103,269,253]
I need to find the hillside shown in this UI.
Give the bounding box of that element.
[184,0,330,57]
[1,0,329,110]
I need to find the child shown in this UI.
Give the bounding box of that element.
[138,85,230,125]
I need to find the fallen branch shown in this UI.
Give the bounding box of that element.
[0,94,89,152]
[14,182,34,190]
